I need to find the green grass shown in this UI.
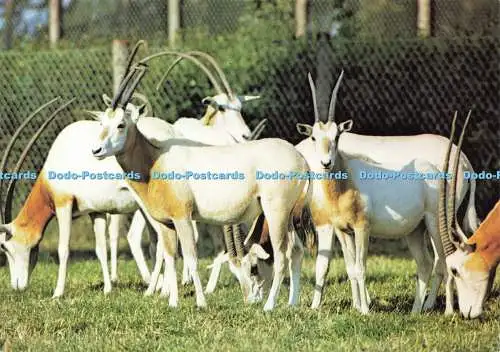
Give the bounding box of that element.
[0,255,499,351]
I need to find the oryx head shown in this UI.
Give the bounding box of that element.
[0,97,73,290]
[201,93,261,142]
[151,50,262,142]
[91,64,148,160]
[296,71,353,170]
[438,110,495,319]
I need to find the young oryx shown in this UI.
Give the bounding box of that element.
[91,63,310,310]
[0,96,177,297]
[294,72,460,314]
[437,112,499,319]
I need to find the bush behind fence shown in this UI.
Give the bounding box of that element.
[0,36,497,245]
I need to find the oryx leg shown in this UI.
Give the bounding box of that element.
[205,250,228,294]
[405,223,433,313]
[52,202,73,298]
[354,225,370,314]
[335,228,361,310]
[108,213,125,283]
[311,224,335,309]
[288,231,304,306]
[126,210,151,284]
[262,204,289,311]
[173,219,206,308]
[181,220,199,286]
[91,213,112,294]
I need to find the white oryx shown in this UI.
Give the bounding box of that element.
[294,71,483,314]
[0,95,178,297]
[101,48,267,288]
[90,63,310,310]
[437,112,499,319]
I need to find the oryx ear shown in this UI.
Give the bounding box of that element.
[102,94,112,107]
[249,244,270,260]
[338,119,353,133]
[138,104,147,116]
[202,96,213,106]
[296,123,313,137]
[84,110,102,121]
[0,224,12,242]
[238,95,261,103]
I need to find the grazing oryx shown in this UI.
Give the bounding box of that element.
[438,112,499,319]
[91,63,310,310]
[293,71,464,314]
[0,95,179,297]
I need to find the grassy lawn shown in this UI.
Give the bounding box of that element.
[0,254,499,351]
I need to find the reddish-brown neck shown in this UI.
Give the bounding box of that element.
[469,201,500,270]
[11,176,55,247]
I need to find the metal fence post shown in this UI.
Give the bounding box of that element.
[112,40,130,95]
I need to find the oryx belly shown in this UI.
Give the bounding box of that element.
[42,121,138,214]
[348,159,433,238]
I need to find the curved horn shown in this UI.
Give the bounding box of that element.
[327,70,344,122]
[246,119,268,141]
[122,40,146,83]
[233,224,245,259]
[439,111,458,256]
[307,73,319,123]
[4,98,76,222]
[155,51,232,97]
[223,224,237,259]
[139,51,224,95]
[111,65,140,110]
[120,64,148,108]
[185,51,233,97]
[448,109,472,245]
[0,96,60,224]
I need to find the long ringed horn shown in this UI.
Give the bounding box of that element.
[233,224,245,259]
[327,70,345,123]
[307,72,320,123]
[4,98,76,222]
[448,109,472,245]
[439,111,458,256]
[121,40,146,83]
[139,51,224,94]
[156,51,233,97]
[246,119,268,141]
[111,65,140,110]
[223,224,237,259]
[120,64,148,108]
[0,96,60,224]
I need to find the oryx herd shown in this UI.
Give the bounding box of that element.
[0,41,498,319]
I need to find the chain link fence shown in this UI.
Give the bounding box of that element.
[0,0,497,255]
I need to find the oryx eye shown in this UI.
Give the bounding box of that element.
[311,136,316,142]
[451,268,460,278]
[117,123,126,129]
[0,243,7,252]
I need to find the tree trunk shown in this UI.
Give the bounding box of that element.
[3,0,15,50]
[168,0,180,47]
[417,0,431,38]
[112,40,130,95]
[295,0,308,38]
[49,0,62,48]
